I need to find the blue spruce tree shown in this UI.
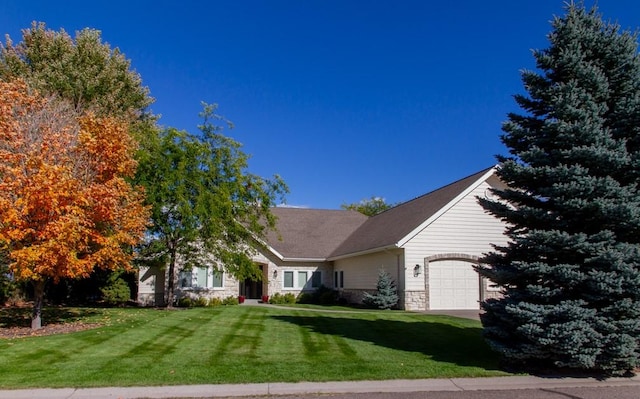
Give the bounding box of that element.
[478,3,640,375]
[363,268,398,310]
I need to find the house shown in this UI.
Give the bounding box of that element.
[138,166,509,310]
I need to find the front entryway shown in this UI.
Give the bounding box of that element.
[428,259,480,310]
[239,264,265,299]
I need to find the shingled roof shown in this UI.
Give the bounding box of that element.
[264,207,368,260]
[263,167,496,261]
[329,166,496,258]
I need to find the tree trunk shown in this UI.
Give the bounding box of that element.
[165,248,177,308]
[31,279,46,330]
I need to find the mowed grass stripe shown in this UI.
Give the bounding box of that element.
[0,306,508,388]
[1,308,224,387]
[212,306,268,358]
[0,309,154,367]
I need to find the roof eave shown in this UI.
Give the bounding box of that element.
[280,257,328,263]
[327,244,400,261]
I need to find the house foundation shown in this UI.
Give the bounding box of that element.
[403,290,427,311]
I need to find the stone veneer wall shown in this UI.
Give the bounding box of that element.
[176,272,240,302]
[138,282,239,307]
[341,289,422,311]
[484,289,503,301]
[403,290,427,311]
[137,292,165,307]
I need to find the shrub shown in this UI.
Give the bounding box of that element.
[317,286,338,305]
[296,285,338,305]
[100,277,131,306]
[222,295,239,306]
[283,293,296,304]
[0,275,19,306]
[194,296,208,307]
[296,292,313,304]
[177,296,193,308]
[269,293,284,304]
[208,297,223,307]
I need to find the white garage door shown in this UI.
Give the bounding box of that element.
[428,260,480,310]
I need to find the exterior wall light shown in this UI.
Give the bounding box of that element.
[413,264,421,277]
[273,269,278,279]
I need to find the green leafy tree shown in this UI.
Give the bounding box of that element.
[478,4,640,375]
[362,268,398,310]
[341,196,395,216]
[0,21,153,119]
[136,103,288,306]
[1,22,157,309]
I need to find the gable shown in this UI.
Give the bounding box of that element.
[403,175,508,257]
[328,167,496,258]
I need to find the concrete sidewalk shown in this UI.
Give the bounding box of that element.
[2,375,640,399]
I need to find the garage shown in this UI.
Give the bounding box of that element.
[428,259,480,310]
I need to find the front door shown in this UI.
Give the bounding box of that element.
[239,265,264,299]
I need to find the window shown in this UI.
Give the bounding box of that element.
[212,270,223,288]
[311,271,322,288]
[195,267,207,288]
[297,271,308,288]
[179,271,193,288]
[179,267,223,289]
[334,270,344,288]
[284,271,294,288]
[283,270,323,289]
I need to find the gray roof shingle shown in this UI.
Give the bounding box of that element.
[264,167,495,260]
[264,207,368,260]
[329,167,495,258]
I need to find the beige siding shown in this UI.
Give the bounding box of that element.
[138,266,157,295]
[137,266,165,306]
[334,249,403,290]
[403,179,508,292]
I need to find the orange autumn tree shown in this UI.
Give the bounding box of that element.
[0,80,149,329]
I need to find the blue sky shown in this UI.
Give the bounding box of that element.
[2,1,639,209]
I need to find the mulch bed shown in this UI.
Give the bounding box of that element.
[0,321,101,339]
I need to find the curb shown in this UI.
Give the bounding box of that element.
[2,375,640,399]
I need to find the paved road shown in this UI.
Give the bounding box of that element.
[209,387,640,399]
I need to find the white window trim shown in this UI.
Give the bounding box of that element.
[210,268,225,290]
[282,269,321,290]
[179,266,225,290]
[283,271,295,289]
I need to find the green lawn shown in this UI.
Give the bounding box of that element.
[0,305,508,388]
